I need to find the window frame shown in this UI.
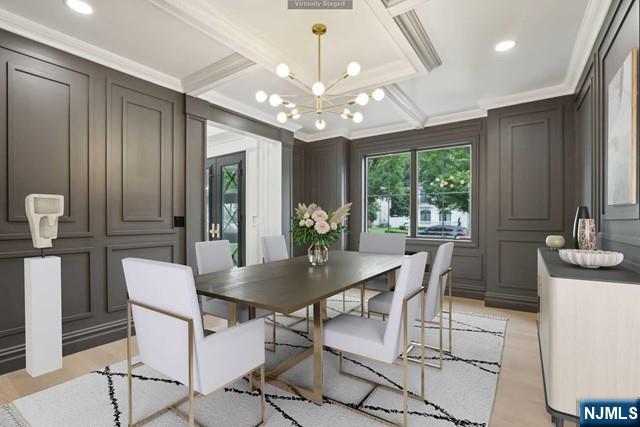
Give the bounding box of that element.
[359,136,480,249]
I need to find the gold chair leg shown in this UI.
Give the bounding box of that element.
[260,365,266,426]
[127,303,133,427]
[448,272,453,353]
[268,314,277,352]
[402,300,409,427]
[188,320,195,427]
[306,306,310,334]
[360,283,365,317]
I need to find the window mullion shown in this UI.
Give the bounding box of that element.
[410,149,417,238]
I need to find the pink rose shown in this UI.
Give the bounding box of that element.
[314,220,330,235]
[305,219,314,227]
[311,209,328,222]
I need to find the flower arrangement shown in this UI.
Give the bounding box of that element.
[292,202,352,247]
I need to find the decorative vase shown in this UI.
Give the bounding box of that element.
[577,219,597,250]
[308,242,329,266]
[545,235,566,250]
[572,206,590,249]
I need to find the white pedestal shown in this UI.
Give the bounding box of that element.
[24,256,62,377]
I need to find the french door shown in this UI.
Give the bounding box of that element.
[206,152,245,266]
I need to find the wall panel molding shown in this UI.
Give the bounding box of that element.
[0,50,92,240]
[106,80,175,235]
[0,28,186,374]
[106,241,176,312]
[0,247,97,338]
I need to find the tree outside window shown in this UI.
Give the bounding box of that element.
[364,144,472,241]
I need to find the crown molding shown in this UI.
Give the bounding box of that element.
[0,8,182,91]
[423,108,487,127]
[182,53,256,95]
[384,83,428,128]
[478,83,573,111]
[563,0,612,91]
[393,10,442,71]
[295,127,348,143]
[350,121,414,140]
[200,90,302,133]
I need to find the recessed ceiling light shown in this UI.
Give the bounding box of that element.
[495,40,516,52]
[65,0,94,15]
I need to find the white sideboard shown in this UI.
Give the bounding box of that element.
[538,248,640,423]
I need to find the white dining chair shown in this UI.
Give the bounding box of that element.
[261,235,310,333]
[356,231,406,315]
[122,258,266,427]
[368,242,454,368]
[323,252,428,426]
[195,240,276,351]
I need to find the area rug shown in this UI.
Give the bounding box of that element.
[9,299,507,426]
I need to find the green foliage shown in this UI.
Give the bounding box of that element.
[418,146,471,214]
[291,203,351,247]
[366,153,410,222]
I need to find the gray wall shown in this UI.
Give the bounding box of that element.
[302,97,576,311]
[0,29,185,374]
[575,0,640,269]
[485,96,576,311]
[348,120,487,299]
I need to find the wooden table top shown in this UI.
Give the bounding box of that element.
[195,250,404,314]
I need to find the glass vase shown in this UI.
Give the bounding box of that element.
[577,218,596,250]
[308,242,329,266]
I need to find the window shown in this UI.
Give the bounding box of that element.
[417,145,471,240]
[365,152,411,235]
[365,144,472,241]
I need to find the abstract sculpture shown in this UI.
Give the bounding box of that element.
[24,194,64,376]
[25,194,64,250]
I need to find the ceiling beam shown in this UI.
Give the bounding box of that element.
[182,53,256,96]
[384,0,432,17]
[384,83,427,128]
[392,10,442,72]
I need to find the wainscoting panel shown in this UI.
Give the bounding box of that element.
[575,0,640,269]
[498,109,564,231]
[106,242,176,313]
[0,48,91,239]
[486,96,576,311]
[0,28,186,375]
[0,247,96,339]
[107,81,175,235]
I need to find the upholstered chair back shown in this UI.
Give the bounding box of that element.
[261,235,289,262]
[382,252,428,362]
[195,240,234,275]
[424,242,454,321]
[122,258,204,390]
[359,232,406,255]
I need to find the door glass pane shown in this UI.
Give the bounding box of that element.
[365,152,411,235]
[417,145,471,240]
[221,163,240,265]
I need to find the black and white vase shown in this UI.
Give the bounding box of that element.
[572,206,590,249]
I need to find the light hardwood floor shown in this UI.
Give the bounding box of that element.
[0,297,551,426]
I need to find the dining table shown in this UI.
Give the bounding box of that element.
[195,250,405,404]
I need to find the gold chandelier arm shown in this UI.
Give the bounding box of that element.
[324,73,349,93]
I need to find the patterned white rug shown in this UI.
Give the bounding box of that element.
[6,298,507,426]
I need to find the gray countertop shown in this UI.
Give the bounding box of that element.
[539,248,640,285]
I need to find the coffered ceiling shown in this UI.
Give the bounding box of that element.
[0,0,612,141]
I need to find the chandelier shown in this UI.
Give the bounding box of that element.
[255,23,385,130]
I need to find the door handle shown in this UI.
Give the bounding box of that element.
[209,223,220,239]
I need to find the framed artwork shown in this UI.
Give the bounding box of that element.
[607,48,638,206]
